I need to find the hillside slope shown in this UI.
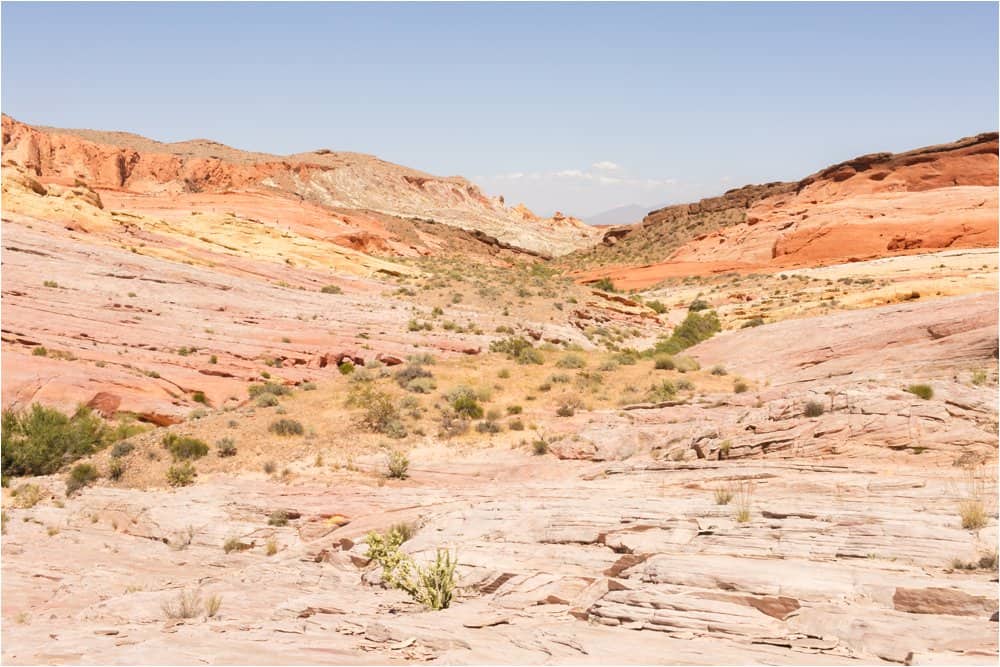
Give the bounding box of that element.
[570,132,998,288]
[2,115,599,257]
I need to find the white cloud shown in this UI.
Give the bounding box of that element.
[553,169,587,178]
[591,160,620,171]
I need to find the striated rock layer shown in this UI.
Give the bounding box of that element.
[2,115,599,257]
[573,132,998,288]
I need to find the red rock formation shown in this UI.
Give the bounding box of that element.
[575,133,998,289]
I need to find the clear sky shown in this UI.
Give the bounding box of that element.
[3,2,997,217]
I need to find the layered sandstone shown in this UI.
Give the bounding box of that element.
[3,115,599,257]
[573,132,998,288]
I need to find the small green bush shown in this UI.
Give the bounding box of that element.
[166,462,196,487]
[647,300,667,314]
[688,298,710,312]
[532,439,549,455]
[733,380,749,394]
[163,434,209,460]
[110,441,135,458]
[592,277,616,292]
[256,393,280,407]
[320,284,342,294]
[646,380,678,402]
[248,382,291,398]
[654,355,675,371]
[191,391,208,405]
[268,419,304,436]
[32,346,48,357]
[216,438,237,457]
[556,404,575,417]
[66,463,99,496]
[386,450,410,479]
[556,354,586,369]
[351,386,407,437]
[268,510,290,526]
[803,401,825,417]
[906,384,934,400]
[489,336,543,365]
[446,386,484,419]
[107,458,126,481]
[506,405,523,415]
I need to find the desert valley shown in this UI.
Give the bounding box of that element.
[1,111,997,666]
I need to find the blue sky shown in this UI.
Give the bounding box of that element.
[3,2,997,217]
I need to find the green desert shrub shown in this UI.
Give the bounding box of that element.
[654,355,675,371]
[166,462,197,487]
[733,380,749,394]
[688,298,711,312]
[106,457,126,481]
[351,386,406,438]
[646,299,667,314]
[395,365,436,393]
[489,336,543,365]
[386,450,410,479]
[364,530,457,610]
[906,384,934,400]
[2,404,107,477]
[645,380,678,402]
[555,354,586,369]
[110,441,135,458]
[651,311,721,355]
[445,386,484,419]
[248,382,291,398]
[163,434,209,460]
[268,419,304,436]
[256,392,280,407]
[320,284,343,294]
[803,400,825,417]
[592,277,616,292]
[66,463,99,496]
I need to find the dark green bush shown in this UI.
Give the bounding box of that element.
[163,433,209,460]
[2,405,107,477]
[651,311,721,355]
